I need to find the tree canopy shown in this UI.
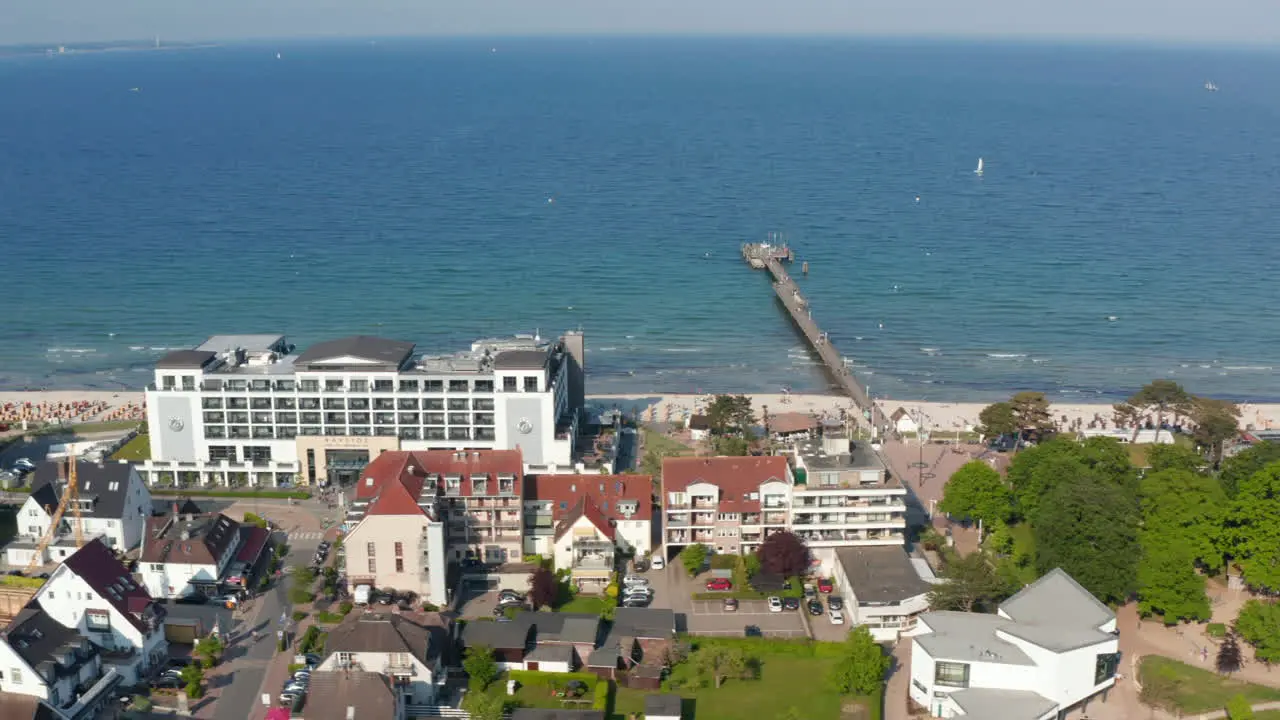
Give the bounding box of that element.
[938,461,1012,528]
[1033,472,1139,605]
[1192,398,1242,465]
[1220,442,1280,498]
[977,401,1018,438]
[1234,599,1280,665]
[1225,462,1280,592]
[679,544,709,577]
[1119,379,1194,442]
[1009,391,1054,437]
[528,566,558,610]
[1146,443,1206,474]
[827,627,891,695]
[705,394,756,436]
[927,552,1013,613]
[757,531,810,578]
[463,645,499,690]
[1007,436,1135,523]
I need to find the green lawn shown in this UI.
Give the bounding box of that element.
[642,427,694,457]
[1256,711,1280,719]
[110,433,151,461]
[1126,434,1197,468]
[556,596,607,614]
[1139,655,1280,714]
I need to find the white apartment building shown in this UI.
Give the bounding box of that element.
[828,546,938,642]
[141,331,586,487]
[661,434,905,558]
[907,568,1121,719]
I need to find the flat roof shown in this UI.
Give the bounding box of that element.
[196,334,286,353]
[835,546,933,604]
[294,335,416,369]
[795,437,886,472]
[494,349,550,370]
[156,349,217,370]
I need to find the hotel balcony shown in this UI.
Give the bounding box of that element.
[794,529,905,546]
[666,514,690,527]
[691,498,718,509]
[762,512,788,525]
[691,513,715,526]
[791,514,904,529]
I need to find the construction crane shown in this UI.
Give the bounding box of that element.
[26,455,86,572]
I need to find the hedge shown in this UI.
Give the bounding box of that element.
[314,612,344,625]
[1,575,45,588]
[1206,623,1228,638]
[151,489,311,500]
[592,680,611,711]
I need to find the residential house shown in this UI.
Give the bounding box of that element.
[661,456,794,555]
[828,546,936,642]
[317,612,448,704]
[459,612,600,673]
[524,474,652,591]
[587,608,676,684]
[6,461,153,567]
[32,540,167,686]
[458,620,534,670]
[295,671,404,720]
[0,602,121,718]
[685,415,710,442]
[342,452,449,605]
[907,568,1121,719]
[0,694,64,720]
[766,412,819,442]
[787,433,907,551]
[644,695,683,720]
[137,511,241,599]
[890,408,918,435]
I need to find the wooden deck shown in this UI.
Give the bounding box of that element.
[742,243,885,430]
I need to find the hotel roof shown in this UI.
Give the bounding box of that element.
[196,334,287,353]
[494,349,550,370]
[294,335,416,369]
[155,349,218,369]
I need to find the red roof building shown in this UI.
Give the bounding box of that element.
[661,456,794,555]
[524,475,654,576]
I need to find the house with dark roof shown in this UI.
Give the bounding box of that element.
[295,670,404,720]
[831,546,937,642]
[908,568,1121,719]
[510,710,604,720]
[459,612,601,673]
[0,600,123,718]
[315,612,448,704]
[0,693,64,720]
[5,460,153,568]
[524,474,652,591]
[32,539,168,686]
[137,510,242,599]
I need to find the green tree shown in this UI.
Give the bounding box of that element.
[938,461,1012,527]
[1146,443,1205,473]
[1220,442,1280,498]
[1192,398,1242,465]
[462,645,499,691]
[194,634,225,669]
[705,394,756,436]
[1007,436,1136,523]
[679,544,709,577]
[1033,473,1139,604]
[1234,600,1280,665]
[1121,379,1194,443]
[696,646,755,688]
[1226,694,1255,720]
[711,435,751,456]
[1141,469,1226,566]
[1136,545,1209,622]
[1225,462,1280,592]
[927,552,1012,613]
[827,626,891,695]
[977,401,1018,438]
[461,691,506,720]
[1009,391,1054,439]
[180,663,204,699]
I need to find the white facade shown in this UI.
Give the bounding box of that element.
[907,569,1121,719]
[140,558,219,600]
[343,514,448,606]
[141,333,585,487]
[789,436,907,549]
[318,650,441,704]
[0,630,102,706]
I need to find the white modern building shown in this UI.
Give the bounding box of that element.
[140,331,586,487]
[6,461,153,568]
[787,433,907,551]
[137,511,242,599]
[907,568,1121,719]
[827,546,937,642]
[33,540,168,687]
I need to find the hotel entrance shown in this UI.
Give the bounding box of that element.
[326,449,370,486]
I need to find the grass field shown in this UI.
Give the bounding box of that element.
[110,433,151,461]
[1140,655,1280,714]
[642,427,695,456]
[555,596,608,615]
[1126,434,1197,468]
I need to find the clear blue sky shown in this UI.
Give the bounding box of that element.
[5,0,1278,46]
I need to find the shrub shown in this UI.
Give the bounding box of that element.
[287,663,306,674]
[315,612,344,625]
[592,680,611,711]
[291,611,308,622]
[604,583,619,599]
[1207,622,1228,638]
[339,601,354,615]
[710,555,737,570]
[422,602,439,612]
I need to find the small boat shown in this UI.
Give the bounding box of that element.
[1204,81,1218,92]
[975,157,984,176]
[276,52,282,60]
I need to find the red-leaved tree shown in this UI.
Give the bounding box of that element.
[757,531,810,577]
[528,567,557,609]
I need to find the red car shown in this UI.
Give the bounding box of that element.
[705,578,733,591]
[817,578,834,594]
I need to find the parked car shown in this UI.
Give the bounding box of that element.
[723,597,739,612]
[828,609,845,625]
[278,693,300,707]
[817,578,834,594]
[151,676,183,689]
[209,594,238,608]
[744,625,763,637]
[705,578,732,591]
[827,596,844,611]
[293,670,312,682]
[12,458,35,472]
[174,594,208,605]
[803,583,817,599]
[623,575,649,588]
[767,596,783,613]
[622,596,651,608]
[782,597,801,611]
[497,589,524,601]
[300,653,323,667]
[806,600,823,616]
[650,555,665,570]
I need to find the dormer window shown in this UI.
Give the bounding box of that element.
[445,476,461,494]
[471,475,488,495]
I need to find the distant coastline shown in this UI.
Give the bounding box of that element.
[0,41,220,59]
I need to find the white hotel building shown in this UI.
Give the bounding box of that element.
[141,332,586,487]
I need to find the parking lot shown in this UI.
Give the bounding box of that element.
[688,595,809,637]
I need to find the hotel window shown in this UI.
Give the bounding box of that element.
[474,398,494,411]
[252,412,272,424]
[275,397,296,409]
[275,379,296,391]
[279,427,298,439]
[503,377,517,392]
[399,428,420,440]
[523,376,538,392]
[424,413,445,425]
[367,542,376,557]
[424,380,443,393]
[368,558,376,573]
[395,558,404,572]
[448,398,469,410]
[162,375,175,390]
[423,398,444,410]
[325,379,344,392]
[449,380,469,393]
[934,661,970,688]
[299,397,320,410]
[448,413,470,425]
[374,379,393,392]
[227,397,248,409]
[448,428,471,441]
[425,428,446,440]
[209,446,237,462]
[251,397,271,409]
[349,379,369,392]
[399,380,419,392]
[474,380,494,393]
[300,379,320,392]
[348,398,369,410]
[202,397,223,409]
[181,376,195,391]
[397,398,419,410]
[475,427,496,441]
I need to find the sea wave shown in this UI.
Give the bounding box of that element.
[1224,366,1273,371]
[658,348,703,353]
[920,347,941,355]
[986,353,1027,359]
[46,347,97,354]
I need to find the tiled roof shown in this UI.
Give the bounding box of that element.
[0,693,59,720]
[303,670,398,720]
[5,601,88,673]
[325,612,446,661]
[768,412,819,435]
[139,512,240,566]
[234,526,271,564]
[527,474,652,526]
[358,449,523,503]
[61,538,160,633]
[29,460,140,520]
[554,497,615,541]
[662,456,791,513]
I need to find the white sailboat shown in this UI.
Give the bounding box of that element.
[974,157,984,176]
[1204,81,1218,92]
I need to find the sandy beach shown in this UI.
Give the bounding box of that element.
[0,390,146,425]
[590,392,1280,433]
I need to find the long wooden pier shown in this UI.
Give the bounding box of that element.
[742,242,886,431]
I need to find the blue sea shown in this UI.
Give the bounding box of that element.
[1,38,1278,401]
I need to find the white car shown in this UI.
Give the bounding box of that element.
[767,596,783,613]
[828,609,845,625]
[623,586,654,599]
[623,575,649,588]
[650,556,665,570]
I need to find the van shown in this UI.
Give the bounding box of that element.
[353,584,371,606]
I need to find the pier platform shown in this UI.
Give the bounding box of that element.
[742,242,885,430]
